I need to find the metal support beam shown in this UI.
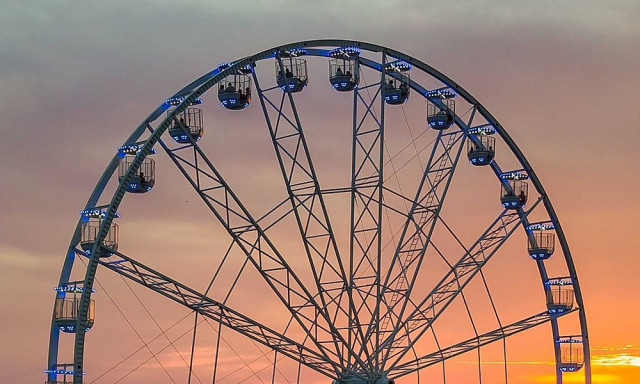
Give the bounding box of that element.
[381,198,542,369]
[251,60,367,370]
[372,130,465,351]
[348,53,387,369]
[80,248,343,378]
[389,309,577,378]
[154,133,347,366]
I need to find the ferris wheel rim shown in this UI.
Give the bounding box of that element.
[46,39,591,384]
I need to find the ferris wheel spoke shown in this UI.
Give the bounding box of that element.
[380,198,542,368]
[388,308,577,378]
[168,147,305,235]
[363,129,465,357]
[348,53,390,367]
[154,135,351,367]
[77,247,343,378]
[375,106,476,349]
[251,61,369,370]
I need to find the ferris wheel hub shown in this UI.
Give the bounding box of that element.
[333,374,394,384]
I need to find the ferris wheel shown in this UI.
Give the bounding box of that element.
[46,40,591,384]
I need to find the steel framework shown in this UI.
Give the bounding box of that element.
[46,40,591,384]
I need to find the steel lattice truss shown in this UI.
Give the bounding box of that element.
[47,40,591,384]
[390,309,578,378]
[77,248,341,377]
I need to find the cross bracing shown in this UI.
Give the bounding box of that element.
[46,40,591,384]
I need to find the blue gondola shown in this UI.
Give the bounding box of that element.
[500,180,528,209]
[558,337,584,372]
[168,108,204,143]
[80,219,118,256]
[329,58,358,92]
[276,57,308,93]
[118,157,155,193]
[528,232,555,260]
[467,135,495,166]
[546,286,573,314]
[218,75,251,110]
[427,99,455,130]
[54,297,95,333]
[53,283,95,333]
[383,73,410,105]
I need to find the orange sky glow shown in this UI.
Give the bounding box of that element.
[1,1,638,384]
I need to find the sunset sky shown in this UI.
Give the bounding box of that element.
[1,1,639,384]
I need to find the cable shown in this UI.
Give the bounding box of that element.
[113,318,208,384]
[90,312,193,383]
[202,318,269,384]
[400,104,425,171]
[117,273,204,384]
[77,257,176,384]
